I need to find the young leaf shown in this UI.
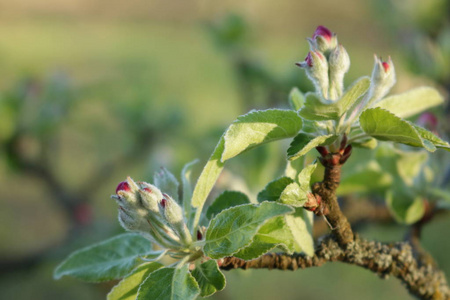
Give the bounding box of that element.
[374,87,443,119]
[289,87,305,110]
[221,109,302,161]
[298,93,339,121]
[137,265,200,300]
[359,108,435,151]
[154,167,180,202]
[203,202,294,259]
[335,76,370,115]
[280,182,306,207]
[284,208,315,256]
[386,190,425,224]
[297,162,318,192]
[54,233,152,282]
[206,191,250,220]
[257,177,294,202]
[287,133,336,161]
[191,260,226,297]
[107,262,163,300]
[181,159,199,220]
[412,124,450,151]
[191,137,225,209]
[233,216,296,260]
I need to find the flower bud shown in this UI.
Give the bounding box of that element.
[366,55,396,107]
[328,44,350,100]
[308,25,338,54]
[138,182,163,213]
[296,51,329,98]
[159,194,192,245]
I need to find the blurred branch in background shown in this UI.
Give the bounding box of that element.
[0,73,183,276]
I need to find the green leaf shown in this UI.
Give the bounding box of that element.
[284,208,315,256]
[359,108,435,151]
[374,87,443,119]
[221,109,302,161]
[352,138,378,149]
[386,190,425,224]
[297,162,317,192]
[412,125,450,151]
[204,202,294,259]
[335,76,370,115]
[206,191,250,220]
[107,262,163,300]
[280,182,306,207]
[154,167,180,202]
[257,177,294,202]
[287,133,336,161]
[137,265,200,300]
[191,260,226,297]
[233,216,296,260]
[298,93,339,121]
[289,87,305,110]
[54,233,152,282]
[181,159,199,221]
[192,137,225,208]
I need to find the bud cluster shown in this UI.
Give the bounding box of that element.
[296,25,350,100]
[112,177,193,250]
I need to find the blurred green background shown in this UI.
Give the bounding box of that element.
[0,0,449,299]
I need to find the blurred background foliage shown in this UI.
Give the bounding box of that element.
[0,0,448,299]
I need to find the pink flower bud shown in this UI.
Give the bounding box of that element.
[116,181,131,194]
[313,25,333,42]
[161,198,167,208]
[381,61,390,73]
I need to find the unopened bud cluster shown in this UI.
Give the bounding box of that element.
[296,26,396,104]
[112,177,193,250]
[297,25,349,100]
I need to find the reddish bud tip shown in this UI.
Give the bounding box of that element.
[305,52,313,67]
[161,198,167,208]
[339,135,348,152]
[116,181,131,194]
[197,230,203,240]
[143,187,152,193]
[313,25,333,41]
[381,61,390,72]
[316,146,329,157]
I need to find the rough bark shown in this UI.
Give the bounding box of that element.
[221,236,450,300]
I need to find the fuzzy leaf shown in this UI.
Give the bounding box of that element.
[360,108,435,151]
[280,182,306,207]
[54,233,151,282]
[335,77,370,115]
[203,202,294,259]
[206,191,250,220]
[221,109,302,161]
[154,167,180,202]
[375,87,443,118]
[107,262,163,300]
[289,87,305,110]
[284,208,314,256]
[191,137,225,208]
[181,160,198,220]
[137,265,200,300]
[233,216,296,260]
[412,125,450,151]
[191,260,226,297]
[287,133,336,161]
[257,177,294,202]
[298,93,339,121]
